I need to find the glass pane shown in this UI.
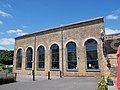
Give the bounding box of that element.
[17,49,22,69]
[26,47,33,69]
[52,62,59,69]
[51,44,59,69]
[52,53,59,61]
[66,42,77,69]
[27,62,32,68]
[38,54,44,61]
[86,50,98,60]
[37,46,45,69]
[68,62,77,69]
[38,62,44,68]
[68,52,76,61]
[87,61,99,69]
[85,39,99,69]
[85,39,97,51]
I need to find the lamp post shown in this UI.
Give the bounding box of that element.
[100,29,107,57]
[100,29,113,85]
[100,29,105,42]
[100,29,110,65]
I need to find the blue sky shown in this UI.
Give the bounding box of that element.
[0,0,120,50]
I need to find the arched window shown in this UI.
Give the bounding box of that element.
[16,48,22,69]
[50,44,59,70]
[66,42,77,69]
[85,39,99,70]
[26,47,33,69]
[37,46,45,70]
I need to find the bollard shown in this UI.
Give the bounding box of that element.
[32,70,35,81]
[48,71,51,80]
[60,70,62,78]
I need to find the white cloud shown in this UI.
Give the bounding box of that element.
[0,46,7,50]
[8,29,22,34]
[106,14,118,20]
[0,38,15,45]
[0,10,11,17]
[105,28,120,35]
[7,29,28,36]
[0,32,4,34]
[6,4,12,8]
[22,25,28,28]
[106,8,120,20]
[0,21,3,25]
[111,8,120,15]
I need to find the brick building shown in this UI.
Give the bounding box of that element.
[13,17,109,76]
[105,33,120,77]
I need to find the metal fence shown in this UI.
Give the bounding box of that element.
[0,72,17,81]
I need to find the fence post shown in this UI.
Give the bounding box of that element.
[48,71,50,80]
[14,73,17,82]
[6,72,7,78]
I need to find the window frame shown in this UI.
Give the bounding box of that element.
[85,39,100,72]
[16,48,22,70]
[37,46,45,71]
[26,47,33,70]
[50,44,59,71]
[66,42,77,71]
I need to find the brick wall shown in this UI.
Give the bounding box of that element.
[13,17,109,76]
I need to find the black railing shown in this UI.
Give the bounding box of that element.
[0,72,17,81]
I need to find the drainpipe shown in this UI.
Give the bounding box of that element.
[33,34,36,81]
[61,30,64,76]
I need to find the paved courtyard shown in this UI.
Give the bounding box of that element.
[0,74,98,90]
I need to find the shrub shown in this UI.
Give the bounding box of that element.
[0,76,15,85]
[97,75,108,90]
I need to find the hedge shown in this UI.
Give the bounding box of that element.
[0,76,15,85]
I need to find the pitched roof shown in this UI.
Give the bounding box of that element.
[15,17,104,40]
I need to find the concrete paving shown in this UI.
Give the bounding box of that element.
[108,86,118,90]
[108,77,118,90]
[0,74,98,90]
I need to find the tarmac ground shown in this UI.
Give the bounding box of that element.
[0,74,98,90]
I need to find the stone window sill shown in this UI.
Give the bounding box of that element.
[25,68,32,70]
[16,68,22,70]
[86,69,100,72]
[50,69,60,71]
[37,68,45,71]
[66,69,78,72]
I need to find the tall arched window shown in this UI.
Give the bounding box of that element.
[16,48,22,69]
[66,42,77,70]
[37,46,45,70]
[50,44,59,70]
[26,47,33,69]
[85,39,99,70]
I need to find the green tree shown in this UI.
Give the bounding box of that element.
[0,50,14,65]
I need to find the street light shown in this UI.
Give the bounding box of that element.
[100,29,106,56]
[100,29,110,66]
[100,29,105,42]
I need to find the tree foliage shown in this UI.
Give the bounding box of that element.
[0,50,14,65]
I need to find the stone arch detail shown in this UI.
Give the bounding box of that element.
[49,42,61,50]
[16,47,24,54]
[64,40,78,48]
[25,46,34,52]
[82,37,100,46]
[36,44,46,51]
